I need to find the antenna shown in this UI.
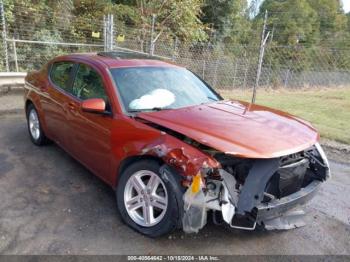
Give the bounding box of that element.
[251,10,270,104]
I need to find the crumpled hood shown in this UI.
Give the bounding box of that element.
[137,100,319,158]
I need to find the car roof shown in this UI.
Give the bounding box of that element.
[55,51,182,69]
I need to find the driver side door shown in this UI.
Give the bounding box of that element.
[65,63,113,182]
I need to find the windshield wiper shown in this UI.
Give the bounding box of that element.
[207,96,218,101]
[150,107,164,111]
[128,107,172,113]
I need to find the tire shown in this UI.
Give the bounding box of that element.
[26,103,49,146]
[116,160,182,237]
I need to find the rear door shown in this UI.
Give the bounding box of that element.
[43,61,76,146]
[64,63,113,181]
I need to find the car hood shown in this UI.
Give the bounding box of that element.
[137,100,319,158]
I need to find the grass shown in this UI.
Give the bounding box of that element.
[219,87,350,145]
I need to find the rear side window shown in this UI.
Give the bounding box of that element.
[50,62,75,91]
[72,64,108,101]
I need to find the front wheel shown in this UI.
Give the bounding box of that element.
[116,160,182,237]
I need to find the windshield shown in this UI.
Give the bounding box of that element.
[110,67,222,112]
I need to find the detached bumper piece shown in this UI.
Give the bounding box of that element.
[182,143,330,233]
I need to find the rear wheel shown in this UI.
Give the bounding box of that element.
[26,104,49,146]
[116,160,182,237]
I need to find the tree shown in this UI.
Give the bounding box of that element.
[2,0,76,70]
[201,0,251,44]
[307,0,347,45]
[255,0,318,72]
[113,0,207,43]
[307,0,349,69]
[257,0,319,46]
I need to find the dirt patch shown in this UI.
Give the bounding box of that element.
[321,139,350,164]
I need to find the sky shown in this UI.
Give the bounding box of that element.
[248,0,350,13]
[343,0,350,13]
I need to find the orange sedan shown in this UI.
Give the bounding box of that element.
[24,51,330,237]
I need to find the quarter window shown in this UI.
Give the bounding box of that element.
[50,62,75,91]
[72,64,108,101]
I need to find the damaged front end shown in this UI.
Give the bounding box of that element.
[182,143,330,233]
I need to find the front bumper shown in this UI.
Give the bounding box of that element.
[183,177,324,233]
[255,180,322,230]
[257,180,321,220]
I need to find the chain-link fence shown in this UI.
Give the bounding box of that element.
[0,1,106,72]
[1,1,350,90]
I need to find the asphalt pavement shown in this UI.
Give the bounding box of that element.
[0,114,349,255]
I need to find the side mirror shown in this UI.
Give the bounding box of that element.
[81,98,106,114]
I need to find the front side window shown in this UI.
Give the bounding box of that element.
[110,67,221,112]
[50,61,75,91]
[72,64,108,101]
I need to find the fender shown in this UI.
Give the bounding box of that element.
[24,81,51,138]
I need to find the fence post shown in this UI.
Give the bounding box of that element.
[12,38,18,72]
[109,14,114,51]
[202,59,206,79]
[171,36,178,61]
[284,68,290,88]
[0,0,9,71]
[107,14,111,51]
[149,14,156,55]
[103,14,114,51]
[202,43,210,80]
[252,10,268,104]
[232,61,238,89]
[243,63,249,88]
[103,15,107,51]
[213,56,219,87]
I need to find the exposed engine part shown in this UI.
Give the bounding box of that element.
[213,153,253,185]
[181,143,330,233]
[182,173,238,233]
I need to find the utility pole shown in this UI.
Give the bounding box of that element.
[0,0,9,71]
[252,10,269,104]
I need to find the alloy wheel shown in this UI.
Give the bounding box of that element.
[124,170,168,227]
[28,109,40,140]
